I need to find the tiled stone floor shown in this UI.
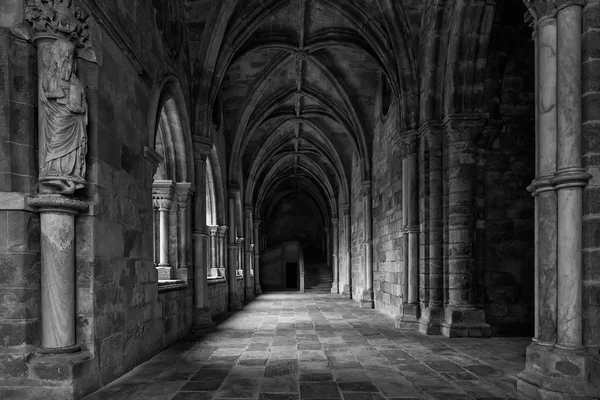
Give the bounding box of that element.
[84,293,532,400]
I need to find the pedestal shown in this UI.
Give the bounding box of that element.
[440,307,491,338]
[359,289,374,309]
[28,194,88,353]
[229,293,243,311]
[341,284,352,299]
[192,307,215,333]
[418,306,443,335]
[395,303,419,330]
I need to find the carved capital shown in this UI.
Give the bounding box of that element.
[208,225,218,236]
[228,184,240,198]
[236,237,245,245]
[395,130,418,158]
[217,225,228,237]
[361,180,372,196]
[418,122,444,149]
[342,203,350,215]
[152,180,174,209]
[24,0,91,48]
[524,0,585,21]
[174,182,194,208]
[331,218,339,226]
[192,136,212,162]
[443,115,486,143]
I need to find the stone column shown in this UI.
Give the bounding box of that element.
[419,123,445,335]
[440,115,490,337]
[175,182,194,279]
[518,3,596,398]
[396,132,420,329]
[360,181,374,308]
[29,195,88,352]
[153,180,174,280]
[325,227,331,267]
[244,207,254,301]
[191,137,214,332]
[208,226,219,277]
[228,186,242,310]
[254,218,262,294]
[341,204,352,298]
[217,226,227,278]
[331,218,339,293]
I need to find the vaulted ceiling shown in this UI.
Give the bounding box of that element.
[189,0,423,223]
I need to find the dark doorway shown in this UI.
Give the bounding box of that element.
[286,263,298,289]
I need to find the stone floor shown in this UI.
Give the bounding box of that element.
[84,293,532,400]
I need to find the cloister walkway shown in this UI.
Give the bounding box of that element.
[84,293,531,400]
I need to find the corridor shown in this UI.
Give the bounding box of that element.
[84,293,531,400]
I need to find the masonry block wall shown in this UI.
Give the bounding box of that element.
[351,154,365,300]
[372,93,403,317]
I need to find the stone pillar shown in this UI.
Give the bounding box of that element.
[331,218,339,294]
[341,204,352,298]
[440,115,490,337]
[254,218,262,294]
[418,123,445,335]
[153,180,174,280]
[244,207,254,301]
[518,3,597,398]
[228,186,242,311]
[325,227,331,267]
[208,225,219,277]
[175,182,194,279]
[360,181,374,308]
[217,226,227,278]
[191,137,214,332]
[29,195,88,352]
[396,132,420,329]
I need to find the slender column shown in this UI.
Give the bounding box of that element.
[518,4,597,398]
[441,115,490,337]
[331,218,339,293]
[396,132,420,329]
[554,3,588,350]
[254,218,262,294]
[244,207,254,301]
[228,186,242,310]
[208,226,218,277]
[175,183,194,279]
[418,123,445,334]
[191,137,214,331]
[341,204,352,298]
[153,180,174,280]
[360,181,374,308]
[325,227,331,267]
[29,196,88,352]
[217,226,227,278]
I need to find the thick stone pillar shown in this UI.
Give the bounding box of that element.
[341,204,352,298]
[331,218,339,293]
[29,196,88,352]
[396,132,420,329]
[228,186,242,311]
[217,226,227,278]
[191,137,214,331]
[153,180,174,280]
[360,181,374,308]
[254,218,262,294]
[175,182,194,279]
[418,123,444,335]
[244,207,254,301]
[518,3,597,398]
[440,115,490,337]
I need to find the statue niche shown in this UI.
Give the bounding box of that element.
[39,38,88,195]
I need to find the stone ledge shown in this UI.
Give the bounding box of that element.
[157,280,187,292]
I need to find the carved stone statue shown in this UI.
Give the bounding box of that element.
[39,38,87,195]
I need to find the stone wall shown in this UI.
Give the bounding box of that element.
[208,280,228,318]
[371,86,403,317]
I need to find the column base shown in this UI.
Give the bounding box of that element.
[341,284,352,299]
[156,266,173,280]
[229,293,243,311]
[331,281,339,294]
[418,306,443,335]
[244,289,255,303]
[359,289,374,308]
[395,303,420,330]
[440,307,491,338]
[192,307,215,333]
[517,342,600,400]
[255,285,262,295]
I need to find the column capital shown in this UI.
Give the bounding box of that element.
[525,0,585,22]
[236,237,245,244]
[244,206,253,215]
[418,121,444,149]
[394,130,418,158]
[208,225,219,236]
[361,180,372,196]
[443,114,487,143]
[174,182,195,207]
[331,218,339,226]
[217,226,228,237]
[228,183,240,197]
[342,203,350,215]
[192,136,213,162]
[152,180,174,209]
